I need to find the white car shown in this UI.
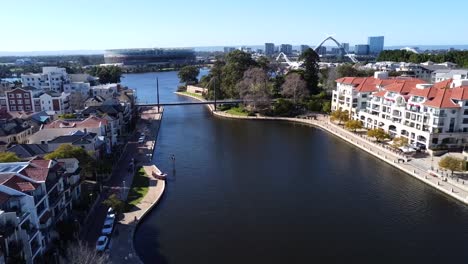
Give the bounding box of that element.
[96,236,108,252]
[106,211,115,222]
[138,137,145,143]
[101,219,114,235]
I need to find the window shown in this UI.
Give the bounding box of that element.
[24,93,29,98]
[17,106,23,111]
[9,100,15,105]
[24,99,30,104]
[463,118,468,124]
[8,94,14,98]
[17,100,22,104]
[16,94,22,98]
[25,106,31,111]
[10,106,16,111]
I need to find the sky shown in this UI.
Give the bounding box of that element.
[1,0,468,52]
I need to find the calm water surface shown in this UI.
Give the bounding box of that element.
[122,72,468,264]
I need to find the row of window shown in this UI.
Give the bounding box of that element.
[9,99,31,105]
[10,105,31,111]
[8,93,30,99]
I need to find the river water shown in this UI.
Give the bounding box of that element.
[122,71,468,264]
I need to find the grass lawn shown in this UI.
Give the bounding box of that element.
[226,106,249,116]
[179,91,205,100]
[126,167,149,211]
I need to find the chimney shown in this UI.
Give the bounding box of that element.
[84,128,87,134]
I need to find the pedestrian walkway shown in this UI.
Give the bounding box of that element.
[109,165,165,263]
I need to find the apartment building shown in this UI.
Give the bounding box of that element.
[332,72,468,149]
[21,67,70,92]
[0,88,70,115]
[0,158,81,263]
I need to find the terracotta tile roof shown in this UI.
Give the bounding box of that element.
[433,79,453,89]
[451,86,468,100]
[0,174,38,192]
[355,78,380,93]
[424,88,460,108]
[21,165,49,182]
[29,159,51,168]
[373,90,387,97]
[385,79,427,94]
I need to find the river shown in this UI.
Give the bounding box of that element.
[122,71,468,263]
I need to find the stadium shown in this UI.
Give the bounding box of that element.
[104,48,196,65]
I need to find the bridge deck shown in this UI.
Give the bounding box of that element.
[136,100,243,106]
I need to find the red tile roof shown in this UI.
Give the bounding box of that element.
[450,86,468,100]
[30,159,51,168]
[373,90,387,97]
[21,165,49,182]
[1,174,38,192]
[385,79,427,94]
[0,191,11,205]
[424,88,460,108]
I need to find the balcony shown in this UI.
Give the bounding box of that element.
[433,112,447,117]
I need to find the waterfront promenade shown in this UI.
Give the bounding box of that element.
[108,106,166,263]
[177,92,468,205]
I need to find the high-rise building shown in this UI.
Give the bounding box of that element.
[280,44,293,55]
[368,36,384,55]
[224,47,235,53]
[341,43,350,53]
[300,45,310,53]
[265,43,275,56]
[316,46,327,56]
[355,44,370,55]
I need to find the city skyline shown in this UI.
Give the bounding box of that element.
[1,0,468,52]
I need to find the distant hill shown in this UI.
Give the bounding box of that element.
[0,50,104,56]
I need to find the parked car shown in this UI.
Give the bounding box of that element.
[96,236,109,252]
[102,219,114,235]
[138,137,145,143]
[106,210,116,222]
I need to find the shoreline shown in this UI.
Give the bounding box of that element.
[175,92,468,206]
[109,106,167,264]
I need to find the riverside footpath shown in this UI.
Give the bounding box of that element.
[108,106,166,264]
[176,92,468,206]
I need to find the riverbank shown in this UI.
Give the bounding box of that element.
[108,106,167,263]
[175,92,468,206]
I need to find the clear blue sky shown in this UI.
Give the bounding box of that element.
[1,0,468,51]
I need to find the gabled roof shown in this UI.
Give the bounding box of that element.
[373,90,387,97]
[7,144,49,159]
[0,174,38,192]
[450,86,468,100]
[424,88,460,109]
[21,165,50,182]
[384,79,426,94]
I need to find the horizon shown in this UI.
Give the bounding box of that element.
[1,0,468,52]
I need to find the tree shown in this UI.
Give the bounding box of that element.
[237,68,272,112]
[178,66,200,84]
[345,120,363,132]
[439,156,465,176]
[45,144,95,175]
[86,66,121,84]
[330,109,349,125]
[367,128,390,142]
[299,48,320,94]
[392,137,409,148]
[321,101,331,113]
[0,152,20,163]
[222,50,257,98]
[102,194,125,215]
[281,73,309,104]
[64,241,110,264]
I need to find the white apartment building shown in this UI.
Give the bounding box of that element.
[90,84,118,99]
[332,72,468,149]
[0,158,81,263]
[21,67,70,92]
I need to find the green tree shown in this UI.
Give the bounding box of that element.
[102,194,125,215]
[299,48,320,94]
[45,144,95,175]
[0,152,20,163]
[345,120,363,132]
[270,98,295,117]
[321,101,331,113]
[392,137,409,148]
[367,128,390,142]
[330,109,349,125]
[221,50,257,98]
[178,66,200,84]
[439,156,465,176]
